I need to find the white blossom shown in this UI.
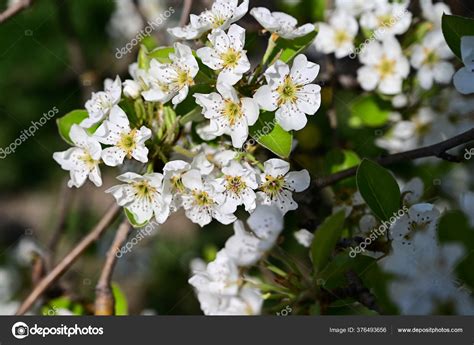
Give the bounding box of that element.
[420,0,450,28]
[162,159,191,211]
[94,105,151,166]
[360,1,411,40]
[401,177,424,206]
[250,7,314,39]
[411,30,454,90]
[335,0,382,16]
[53,125,102,188]
[247,204,284,251]
[168,0,249,40]
[225,220,263,266]
[459,192,474,228]
[254,54,321,131]
[453,36,474,95]
[294,229,314,247]
[142,43,199,105]
[106,172,170,224]
[257,158,310,215]
[194,83,259,148]
[123,63,147,99]
[314,11,358,59]
[181,169,236,226]
[357,37,409,95]
[81,76,121,128]
[197,24,250,85]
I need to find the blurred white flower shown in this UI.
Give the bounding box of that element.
[453,36,474,95]
[357,37,409,95]
[254,54,321,131]
[257,159,310,215]
[250,7,314,39]
[197,25,250,85]
[162,159,191,211]
[420,0,450,28]
[411,30,454,90]
[106,172,170,224]
[53,125,102,188]
[95,105,151,166]
[294,229,314,247]
[247,204,284,251]
[142,43,199,105]
[401,177,424,206]
[123,63,147,99]
[225,220,263,266]
[459,192,474,228]
[360,1,411,40]
[314,11,358,59]
[335,0,382,16]
[168,0,249,40]
[194,83,258,148]
[81,76,121,128]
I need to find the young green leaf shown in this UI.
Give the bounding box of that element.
[112,283,129,316]
[356,159,401,221]
[442,14,474,59]
[310,210,346,274]
[57,109,96,145]
[350,95,390,127]
[248,111,292,158]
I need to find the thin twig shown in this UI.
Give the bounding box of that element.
[95,220,131,315]
[16,204,121,315]
[0,0,34,24]
[179,0,193,26]
[313,127,474,189]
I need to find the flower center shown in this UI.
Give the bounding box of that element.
[423,49,439,66]
[377,57,396,79]
[118,129,138,156]
[260,175,285,200]
[221,48,241,69]
[225,175,247,195]
[334,30,349,47]
[276,75,299,105]
[133,180,158,202]
[80,152,97,169]
[192,190,214,207]
[170,174,185,193]
[377,14,395,28]
[222,100,242,126]
[176,68,194,88]
[212,16,226,29]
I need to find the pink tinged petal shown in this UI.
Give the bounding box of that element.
[285,170,310,192]
[357,66,379,91]
[254,85,278,111]
[241,97,259,126]
[102,147,126,166]
[264,158,290,177]
[296,84,321,115]
[453,67,474,95]
[276,104,307,131]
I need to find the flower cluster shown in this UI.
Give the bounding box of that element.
[189,204,284,315]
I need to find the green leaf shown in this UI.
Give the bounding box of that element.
[138,45,174,69]
[310,210,346,274]
[350,95,390,128]
[356,159,401,221]
[56,109,97,145]
[326,149,361,174]
[442,14,474,59]
[264,30,318,65]
[248,111,292,158]
[112,283,128,315]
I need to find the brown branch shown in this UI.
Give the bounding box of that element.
[95,220,131,316]
[16,204,121,315]
[313,127,474,189]
[0,0,34,24]
[179,0,193,26]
